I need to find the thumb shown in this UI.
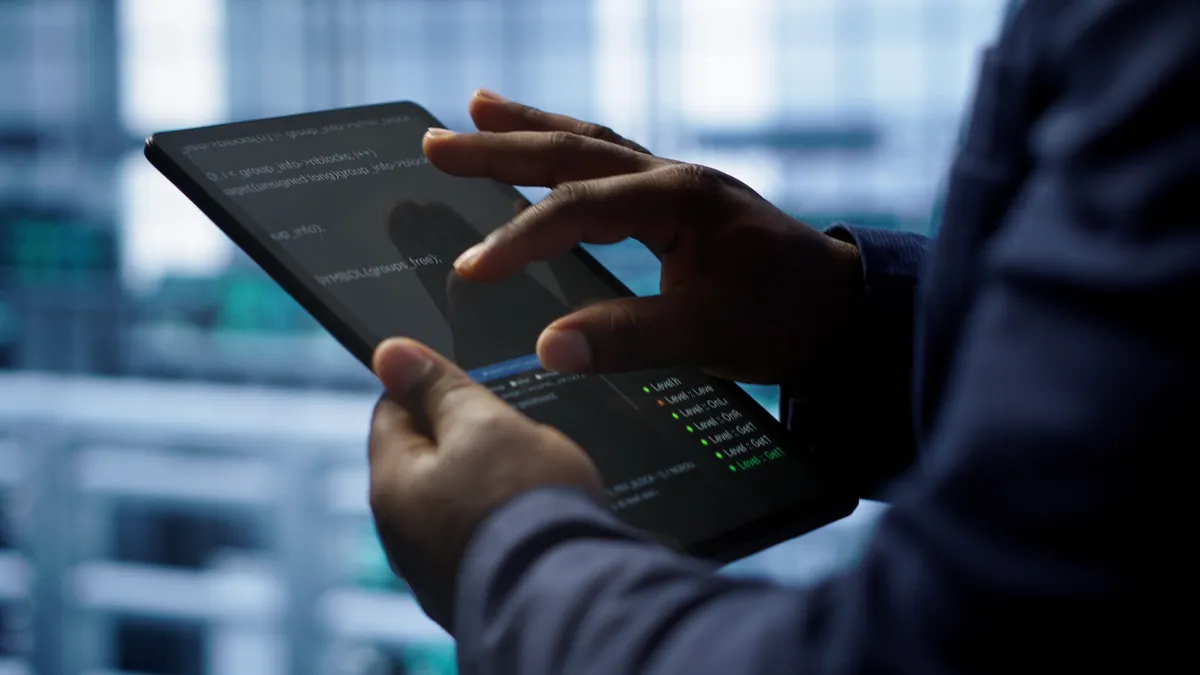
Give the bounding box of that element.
[537,291,720,374]
[373,338,498,440]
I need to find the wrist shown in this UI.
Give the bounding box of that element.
[821,230,867,352]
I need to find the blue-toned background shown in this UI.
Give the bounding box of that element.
[0,1,1008,672]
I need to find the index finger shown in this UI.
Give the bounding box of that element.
[423,129,658,187]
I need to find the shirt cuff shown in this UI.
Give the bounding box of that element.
[827,223,926,290]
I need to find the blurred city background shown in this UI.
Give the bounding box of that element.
[1,0,1009,673]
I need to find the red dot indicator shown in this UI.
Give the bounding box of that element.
[657,399,665,406]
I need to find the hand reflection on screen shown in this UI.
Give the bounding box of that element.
[385,200,570,369]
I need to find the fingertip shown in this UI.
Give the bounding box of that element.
[373,338,434,394]
[473,88,508,102]
[537,328,592,373]
[452,242,514,282]
[452,243,487,273]
[469,89,517,121]
[421,127,455,157]
[468,95,506,131]
[371,337,407,377]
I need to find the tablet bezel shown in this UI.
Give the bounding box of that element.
[144,100,859,564]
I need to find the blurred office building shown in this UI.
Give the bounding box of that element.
[0,0,1007,673]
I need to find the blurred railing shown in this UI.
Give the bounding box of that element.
[0,372,443,674]
[0,371,884,675]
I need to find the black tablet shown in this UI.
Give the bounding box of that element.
[145,101,858,562]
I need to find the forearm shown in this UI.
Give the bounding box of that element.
[782,225,929,499]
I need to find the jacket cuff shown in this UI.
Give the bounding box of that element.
[453,487,644,641]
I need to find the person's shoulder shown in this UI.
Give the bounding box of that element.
[1051,0,1200,50]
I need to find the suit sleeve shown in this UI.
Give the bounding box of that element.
[452,2,1196,671]
[781,225,929,499]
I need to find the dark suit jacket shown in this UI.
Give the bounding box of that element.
[449,2,1195,671]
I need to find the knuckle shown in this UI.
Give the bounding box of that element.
[513,102,542,119]
[368,395,396,440]
[522,104,564,133]
[484,220,518,247]
[525,182,589,233]
[368,473,394,515]
[600,303,646,357]
[580,122,620,144]
[545,130,583,156]
[547,180,590,209]
[369,476,423,531]
[428,374,478,410]
[673,163,725,193]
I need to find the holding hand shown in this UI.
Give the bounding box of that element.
[368,337,604,630]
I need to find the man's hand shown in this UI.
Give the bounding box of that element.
[368,337,604,630]
[431,91,864,384]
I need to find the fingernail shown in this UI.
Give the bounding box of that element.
[537,329,592,372]
[376,338,433,394]
[425,127,454,138]
[475,88,507,101]
[454,243,486,270]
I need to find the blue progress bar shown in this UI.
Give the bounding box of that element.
[466,354,543,383]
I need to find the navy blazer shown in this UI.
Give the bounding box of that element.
[448,2,1195,672]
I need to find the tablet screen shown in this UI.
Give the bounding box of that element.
[149,103,852,554]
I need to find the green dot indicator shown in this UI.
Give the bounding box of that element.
[643,386,650,393]
[701,439,709,446]
[715,452,723,459]
[671,412,679,420]
[686,425,694,433]
[729,465,736,472]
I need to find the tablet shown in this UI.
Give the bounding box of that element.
[145,101,858,562]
